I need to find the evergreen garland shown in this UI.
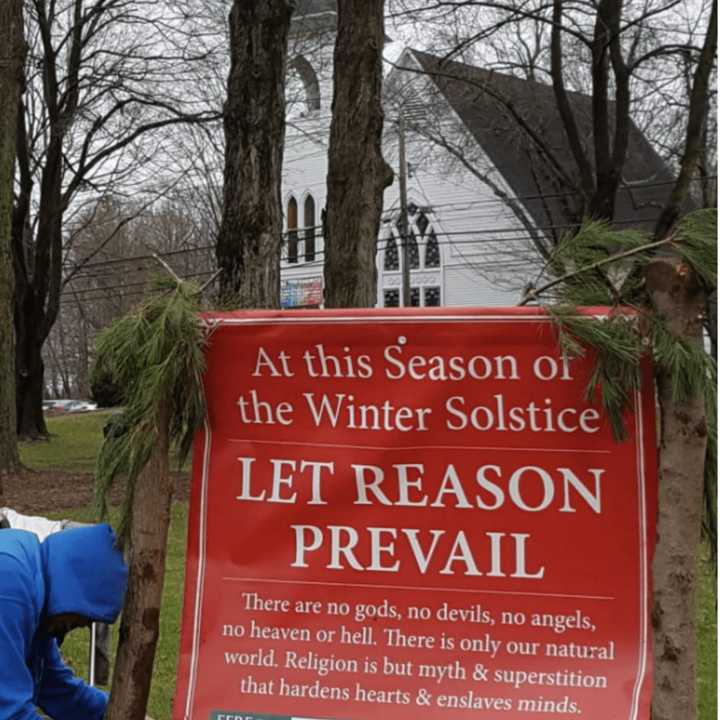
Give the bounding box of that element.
[539,209,717,562]
[674,208,717,288]
[549,307,642,440]
[93,276,207,542]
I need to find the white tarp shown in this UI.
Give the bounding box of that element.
[0,507,68,541]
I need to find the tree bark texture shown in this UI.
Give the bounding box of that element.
[15,304,48,439]
[14,111,66,438]
[646,257,708,720]
[0,0,24,479]
[215,0,293,308]
[323,0,394,308]
[105,402,172,720]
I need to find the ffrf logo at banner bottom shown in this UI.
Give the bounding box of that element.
[174,309,656,720]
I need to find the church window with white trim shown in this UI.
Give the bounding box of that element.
[304,195,316,262]
[384,232,399,271]
[287,196,298,264]
[424,227,440,268]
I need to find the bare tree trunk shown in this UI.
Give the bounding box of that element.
[646,256,708,720]
[324,0,393,308]
[13,99,64,438]
[647,18,716,712]
[215,0,293,308]
[105,402,172,720]
[15,308,49,439]
[0,0,24,483]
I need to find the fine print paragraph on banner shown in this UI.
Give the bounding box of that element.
[173,308,657,720]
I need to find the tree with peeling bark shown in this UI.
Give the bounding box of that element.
[215,0,295,308]
[323,0,394,308]
[94,277,206,720]
[532,208,716,720]
[646,250,710,720]
[0,0,24,484]
[643,8,716,715]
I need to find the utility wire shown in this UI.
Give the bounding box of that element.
[63,211,671,284]
[62,174,709,276]
[62,237,548,304]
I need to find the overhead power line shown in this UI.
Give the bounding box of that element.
[62,175,711,278]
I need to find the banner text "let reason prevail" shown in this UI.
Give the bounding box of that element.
[234,457,605,580]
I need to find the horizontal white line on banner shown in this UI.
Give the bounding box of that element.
[207,316,561,325]
[226,438,612,454]
[221,576,615,601]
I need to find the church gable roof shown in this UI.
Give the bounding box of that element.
[408,49,675,239]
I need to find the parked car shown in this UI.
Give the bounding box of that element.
[42,399,76,413]
[43,399,98,413]
[65,400,98,413]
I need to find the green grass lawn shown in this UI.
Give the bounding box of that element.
[20,410,115,473]
[19,408,189,473]
[697,555,717,720]
[15,413,720,719]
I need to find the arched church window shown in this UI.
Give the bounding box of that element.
[287,196,298,264]
[304,195,315,262]
[384,232,399,271]
[289,55,321,113]
[395,215,420,271]
[424,228,440,268]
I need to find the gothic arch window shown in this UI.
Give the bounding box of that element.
[387,206,441,273]
[290,55,320,113]
[287,196,298,264]
[384,232,399,271]
[304,194,315,262]
[396,217,420,270]
[424,228,440,268]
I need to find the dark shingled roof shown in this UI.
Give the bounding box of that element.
[410,49,675,239]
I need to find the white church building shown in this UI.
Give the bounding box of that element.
[279,0,672,309]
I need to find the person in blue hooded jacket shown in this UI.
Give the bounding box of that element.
[0,523,128,719]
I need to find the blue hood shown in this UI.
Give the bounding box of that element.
[41,524,128,623]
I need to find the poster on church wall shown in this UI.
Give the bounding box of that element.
[281,278,323,309]
[173,308,656,720]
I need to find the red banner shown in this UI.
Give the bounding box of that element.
[174,308,656,720]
